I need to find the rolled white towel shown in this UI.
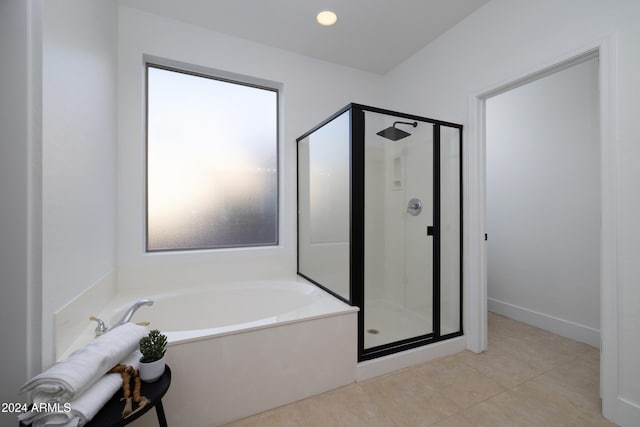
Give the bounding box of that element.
[19,351,141,427]
[20,322,147,404]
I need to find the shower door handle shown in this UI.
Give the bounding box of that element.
[427,226,434,236]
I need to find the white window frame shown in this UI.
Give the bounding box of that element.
[144,57,281,252]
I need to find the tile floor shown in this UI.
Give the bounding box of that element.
[222,313,616,426]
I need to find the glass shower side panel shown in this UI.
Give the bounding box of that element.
[363,110,434,349]
[297,111,351,301]
[439,125,462,335]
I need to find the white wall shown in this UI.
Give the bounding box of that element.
[384,0,640,422]
[363,113,435,314]
[42,0,118,366]
[363,115,387,302]
[486,57,600,346]
[117,7,385,291]
[0,1,42,423]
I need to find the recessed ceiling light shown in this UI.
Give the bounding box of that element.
[316,10,338,26]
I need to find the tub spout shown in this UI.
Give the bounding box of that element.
[110,299,154,330]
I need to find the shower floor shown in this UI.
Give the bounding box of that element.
[364,299,432,349]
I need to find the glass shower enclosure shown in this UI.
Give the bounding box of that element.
[297,104,462,361]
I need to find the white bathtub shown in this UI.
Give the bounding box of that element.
[92,278,358,427]
[114,280,350,344]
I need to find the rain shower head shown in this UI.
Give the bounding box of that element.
[376,121,418,141]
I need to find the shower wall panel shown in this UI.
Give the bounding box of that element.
[298,110,351,301]
[440,126,462,335]
[363,113,386,303]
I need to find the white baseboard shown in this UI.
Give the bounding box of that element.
[616,396,640,427]
[488,298,600,348]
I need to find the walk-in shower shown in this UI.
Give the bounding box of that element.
[297,103,462,361]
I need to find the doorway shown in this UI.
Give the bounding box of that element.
[465,38,618,422]
[485,55,600,347]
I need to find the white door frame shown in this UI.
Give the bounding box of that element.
[464,35,618,421]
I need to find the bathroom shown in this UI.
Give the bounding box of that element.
[3,1,640,426]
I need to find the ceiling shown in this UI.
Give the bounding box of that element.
[117,0,490,75]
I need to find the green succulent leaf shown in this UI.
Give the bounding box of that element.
[139,329,167,363]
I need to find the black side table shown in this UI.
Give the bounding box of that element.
[20,366,171,427]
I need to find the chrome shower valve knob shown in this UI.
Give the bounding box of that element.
[407,198,422,216]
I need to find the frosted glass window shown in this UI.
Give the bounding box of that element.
[146,65,278,251]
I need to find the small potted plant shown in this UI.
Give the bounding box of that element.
[138,329,167,382]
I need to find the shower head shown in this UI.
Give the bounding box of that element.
[376,121,418,141]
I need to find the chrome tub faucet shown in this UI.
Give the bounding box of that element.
[90,299,154,337]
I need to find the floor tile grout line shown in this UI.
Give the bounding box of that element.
[457,347,572,389]
[438,353,600,427]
